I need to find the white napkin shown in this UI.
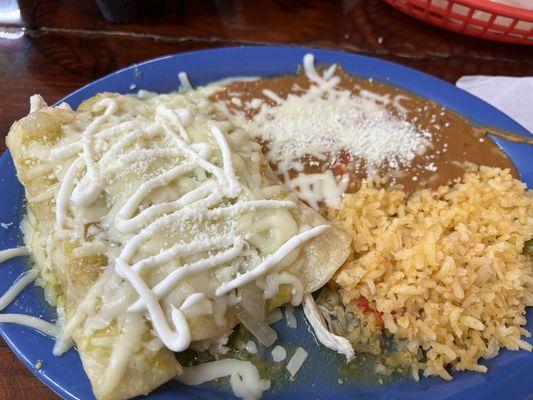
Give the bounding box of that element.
[456,76,533,133]
[490,0,533,10]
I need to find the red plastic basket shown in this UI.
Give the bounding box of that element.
[384,0,533,44]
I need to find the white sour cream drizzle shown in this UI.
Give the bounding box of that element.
[179,292,206,311]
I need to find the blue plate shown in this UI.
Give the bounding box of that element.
[0,46,531,400]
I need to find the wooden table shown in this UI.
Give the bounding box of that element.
[0,0,531,398]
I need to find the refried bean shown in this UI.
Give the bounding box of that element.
[212,67,518,194]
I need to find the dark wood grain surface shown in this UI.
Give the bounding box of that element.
[0,0,532,398]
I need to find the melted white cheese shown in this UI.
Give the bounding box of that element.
[285,171,348,211]
[52,307,74,356]
[178,72,193,92]
[100,313,146,397]
[177,359,270,400]
[285,347,308,377]
[29,94,47,113]
[271,345,286,362]
[0,270,37,311]
[245,340,258,354]
[47,91,329,361]
[262,272,303,306]
[266,309,283,325]
[0,247,28,263]
[0,314,58,337]
[216,225,328,297]
[0,245,66,343]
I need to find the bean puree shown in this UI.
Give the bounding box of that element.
[213,67,518,194]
